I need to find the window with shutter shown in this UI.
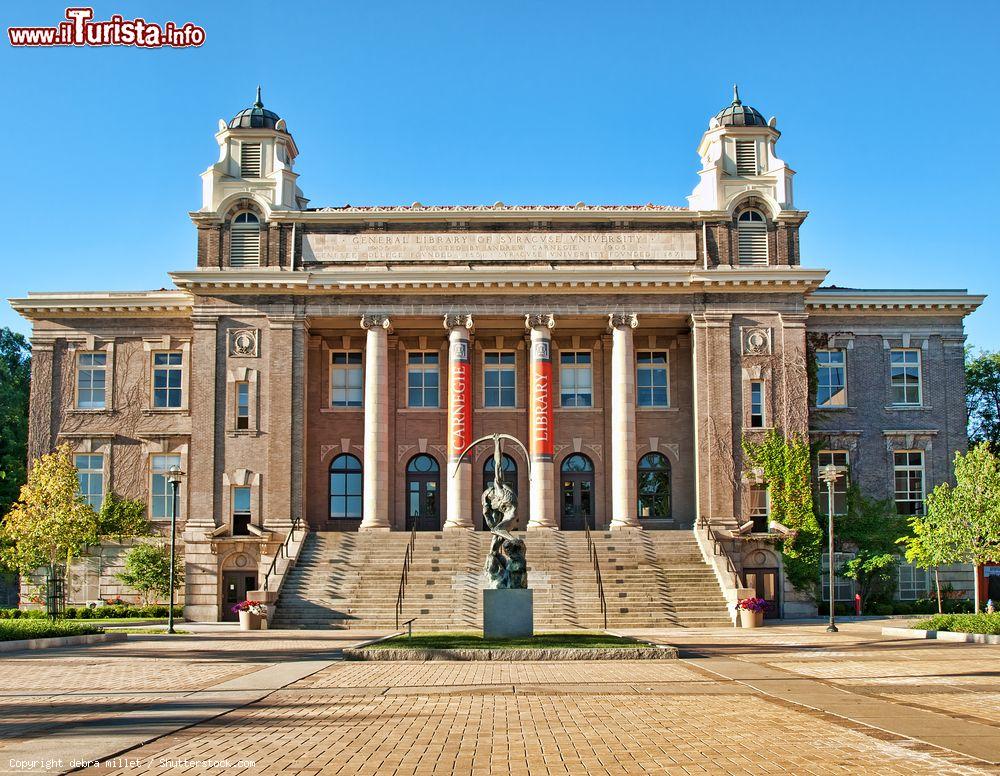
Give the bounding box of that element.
[230,212,261,267]
[735,139,758,175]
[240,142,262,178]
[737,210,768,265]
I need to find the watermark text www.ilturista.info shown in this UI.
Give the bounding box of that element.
[8,7,205,48]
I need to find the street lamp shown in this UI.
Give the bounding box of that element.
[818,462,845,633]
[166,464,184,635]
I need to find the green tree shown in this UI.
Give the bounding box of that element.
[834,489,909,608]
[0,444,98,576]
[898,509,957,614]
[925,443,1000,611]
[0,328,31,519]
[966,349,1000,450]
[841,551,898,609]
[115,543,183,605]
[98,491,151,542]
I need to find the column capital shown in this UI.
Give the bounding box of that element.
[525,313,555,331]
[608,312,639,331]
[360,314,392,333]
[443,313,474,331]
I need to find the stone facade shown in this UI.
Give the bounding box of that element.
[9,90,984,619]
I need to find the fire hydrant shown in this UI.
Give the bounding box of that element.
[854,593,862,616]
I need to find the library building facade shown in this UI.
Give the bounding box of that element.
[12,89,984,622]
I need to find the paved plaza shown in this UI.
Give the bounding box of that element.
[0,621,996,775]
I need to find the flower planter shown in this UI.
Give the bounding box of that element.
[238,610,263,631]
[739,609,764,629]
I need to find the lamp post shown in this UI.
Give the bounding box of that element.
[818,463,844,633]
[166,465,184,635]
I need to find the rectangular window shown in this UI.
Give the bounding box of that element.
[407,352,440,408]
[897,562,928,601]
[637,351,669,408]
[330,352,363,407]
[75,453,104,511]
[152,352,183,409]
[76,352,107,409]
[749,381,765,427]
[748,484,769,532]
[484,351,516,408]
[815,451,850,517]
[150,454,181,520]
[235,381,250,430]
[559,351,593,407]
[821,552,856,602]
[735,139,758,175]
[894,451,925,515]
[816,349,847,407]
[232,486,251,536]
[890,348,922,405]
[240,142,262,178]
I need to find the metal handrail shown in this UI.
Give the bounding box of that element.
[696,516,744,588]
[580,517,608,630]
[262,514,303,592]
[394,520,419,629]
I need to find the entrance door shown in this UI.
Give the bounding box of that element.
[406,454,440,531]
[743,568,780,619]
[222,571,258,622]
[561,454,595,530]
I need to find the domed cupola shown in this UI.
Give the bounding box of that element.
[713,85,768,128]
[228,86,284,131]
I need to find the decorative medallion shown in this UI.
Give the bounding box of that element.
[742,327,772,356]
[230,328,259,358]
[233,553,250,568]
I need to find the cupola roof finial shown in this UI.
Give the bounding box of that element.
[732,84,741,105]
[713,84,767,127]
[254,85,263,108]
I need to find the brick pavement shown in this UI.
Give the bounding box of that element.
[0,623,997,775]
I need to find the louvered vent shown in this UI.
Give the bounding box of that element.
[735,140,758,176]
[230,214,260,267]
[240,142,262,178]
[737,211,768,265]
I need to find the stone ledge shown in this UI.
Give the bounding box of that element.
[882,626,1000,645]
[343,645,678,661]
[0,631,128,653]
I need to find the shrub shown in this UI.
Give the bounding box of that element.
[914,613,1000,635]
[872,603,893,616]
[892,602,913,615]
[0,619,103,641]
[0,608,46,619]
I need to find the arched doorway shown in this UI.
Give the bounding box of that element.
[406,454,440,531]
[561,453,595,530]
[481,453,518,530]
[637,452,672,521]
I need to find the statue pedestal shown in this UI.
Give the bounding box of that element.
[483,589,533,639]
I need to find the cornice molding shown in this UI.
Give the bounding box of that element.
[9,291,193,320]
[806,289,984,315]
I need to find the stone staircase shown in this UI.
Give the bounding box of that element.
[271,529,731,630]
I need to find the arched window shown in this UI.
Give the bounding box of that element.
[737,209,768,266]
[637,453,672,520]
[482,454,518,531]
[561,453,595,530]
[329,454,362,519]
[230,212,261,267]
[406,454,440,530]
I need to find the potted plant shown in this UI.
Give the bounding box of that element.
[736,596,770,628]
[232,600,267,631]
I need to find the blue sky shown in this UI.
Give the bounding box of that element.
[2,1,997,348]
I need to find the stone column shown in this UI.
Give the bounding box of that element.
[608,313,640,529]
[525,314,557,530]
[360,315,391,531]
[444,314,475,530]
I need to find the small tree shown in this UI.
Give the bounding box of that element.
[841,551,898,609]
[0,444,98,580]
[925,443,1000,612]
[898,509,955,614]
[115,543,183,605]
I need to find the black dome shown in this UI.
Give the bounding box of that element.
[714,85,768,128]
[229,87,283,130]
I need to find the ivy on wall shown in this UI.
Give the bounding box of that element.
[742,428,821,593]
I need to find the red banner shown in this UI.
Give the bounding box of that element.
[529,339,553,460]
[448,339,471,460]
